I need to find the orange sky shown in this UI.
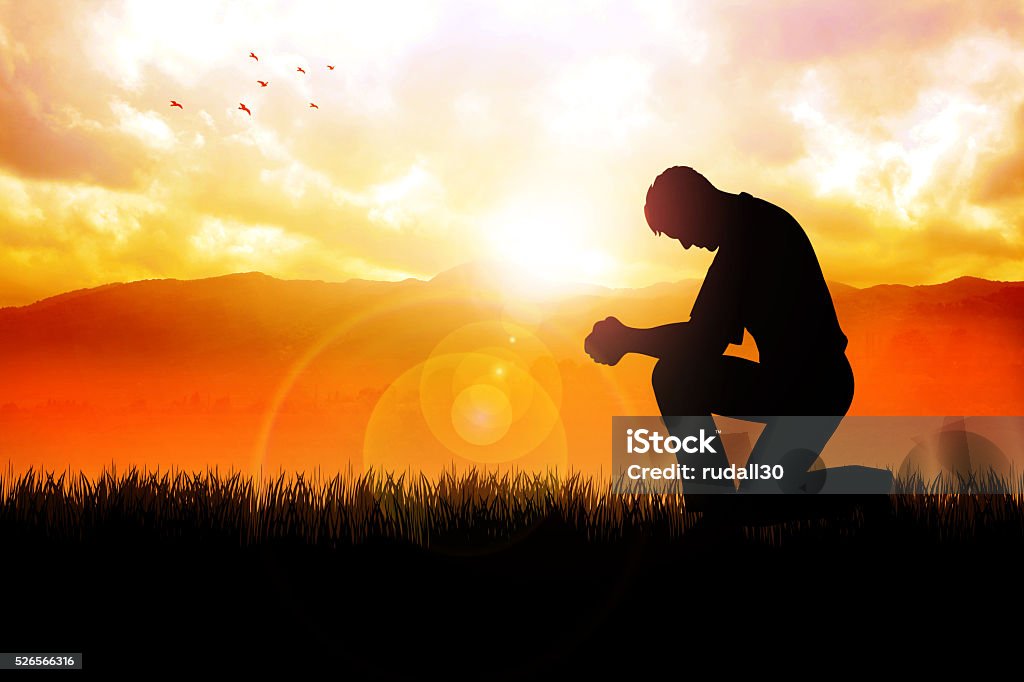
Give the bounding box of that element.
[1,0,1022,306]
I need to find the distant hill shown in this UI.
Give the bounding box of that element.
[1,265,1021,474]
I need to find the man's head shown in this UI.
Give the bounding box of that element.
[644,166,726,249]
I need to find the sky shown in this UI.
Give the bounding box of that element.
[0,0,1022,306]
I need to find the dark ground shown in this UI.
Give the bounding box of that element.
[5,495,1023,678]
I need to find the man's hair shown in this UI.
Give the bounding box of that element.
[644,166,716,236]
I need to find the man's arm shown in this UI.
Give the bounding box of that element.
[626,321,731,359]
[585,318,731,365]
[586,241,742,365]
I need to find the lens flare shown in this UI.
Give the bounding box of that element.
[363,320,568,475]
[420,323,561,463]
[451,384,513,445]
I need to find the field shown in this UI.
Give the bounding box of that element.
[3,467,1022,675]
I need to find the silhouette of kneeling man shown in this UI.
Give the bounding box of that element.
[585,166,854,500]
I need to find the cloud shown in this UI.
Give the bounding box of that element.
[111,99,178,151]
[715,1,1024,63]
[973,103,1024,205]
[0,171,173,305]
[0,69,145,187]
[0,0,1023,305]
[191,217,307,260]
[535,56,656,148]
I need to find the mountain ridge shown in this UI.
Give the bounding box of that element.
[5,263,1022,315]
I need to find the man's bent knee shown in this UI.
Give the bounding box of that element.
[652,357,712,416]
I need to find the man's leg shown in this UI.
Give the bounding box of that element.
[735,357,855,493]
[652,354,856,499]
[739,416,842,493]
[651,356,766,496]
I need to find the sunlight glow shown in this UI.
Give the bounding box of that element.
[485,199,614,293]
[540,56,655,147]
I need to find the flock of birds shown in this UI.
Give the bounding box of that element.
[169,51,333,116]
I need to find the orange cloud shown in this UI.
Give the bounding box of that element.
[973,103,1024,205]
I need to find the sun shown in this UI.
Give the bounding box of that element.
[484,198,613,295]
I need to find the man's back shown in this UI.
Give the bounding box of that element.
[688,192,848,367]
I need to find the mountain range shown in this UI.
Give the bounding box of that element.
[1,263,1021,474]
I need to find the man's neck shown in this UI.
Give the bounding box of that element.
[720,192,747,232]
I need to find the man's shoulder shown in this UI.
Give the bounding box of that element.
[742,192,784,214]
[742,193,803,230]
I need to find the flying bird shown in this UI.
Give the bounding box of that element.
[169,100,183,109]
[238,103,251,116]
[309,102,318,109]
[249,52,258,61]
[257,80,269,87]
[296,66,306,74]
[327,65,335,70]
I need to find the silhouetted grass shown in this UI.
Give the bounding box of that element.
[4,466,1024,547]
[1,467,698,546]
